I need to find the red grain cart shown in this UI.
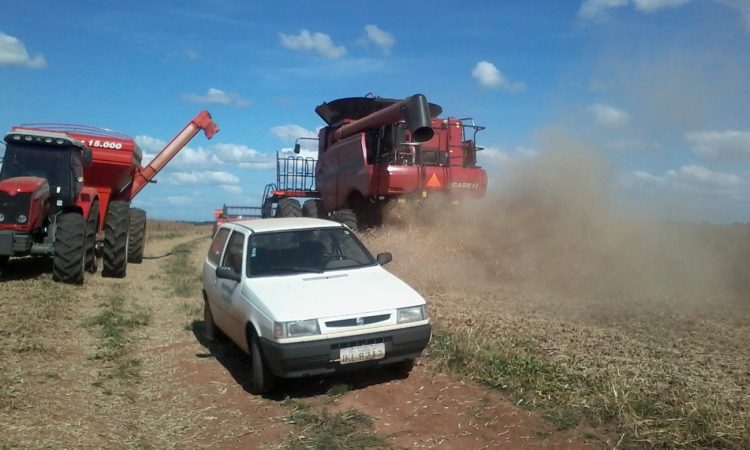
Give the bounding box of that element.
[0,111,218,283]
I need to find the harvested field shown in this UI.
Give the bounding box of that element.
[1,149,749,449]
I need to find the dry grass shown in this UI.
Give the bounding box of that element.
[360,146,750,449]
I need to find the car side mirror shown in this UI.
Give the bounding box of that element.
[376,252,392,265]
[216,266,241,282]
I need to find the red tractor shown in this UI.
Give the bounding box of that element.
[261,94,487,229]
[0,111,219,283]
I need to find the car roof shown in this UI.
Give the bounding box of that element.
[224,217,346,234]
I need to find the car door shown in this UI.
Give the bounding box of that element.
[214,229,247,345]
[203,227,231,307]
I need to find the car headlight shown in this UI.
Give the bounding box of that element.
[16,214,27,224]
[273,319,320,338]
[397,305,427,324]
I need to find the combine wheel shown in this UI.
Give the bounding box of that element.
[52,212,86,284]
[0,255,9,270]
[127,208,147,264]
[302,199,325,218]
[332,209,358,231]
[85,201,99,274]
[102,201,130,278]
[275,198,302,218]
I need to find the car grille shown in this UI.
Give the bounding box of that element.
[325,314,391,328]
[0,192,31,225]
[331,337,386,350]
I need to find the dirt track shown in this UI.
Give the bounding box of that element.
[0,229,605,449]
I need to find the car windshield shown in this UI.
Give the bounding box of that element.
[246,227,376,277]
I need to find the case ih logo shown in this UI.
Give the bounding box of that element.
[356,317,364,326]
[451,182,480,189]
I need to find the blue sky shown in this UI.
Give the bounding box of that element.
[1,0,749,223]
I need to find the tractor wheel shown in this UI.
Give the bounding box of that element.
[249,330,276,394]
[52,212,86,284]
[85,201,99,274]
[332,209,358,231]
[127,208,147,264]
[275,198,302,218]
[0,255,9,270]
[302,199,325,218]
[102,201,130,278]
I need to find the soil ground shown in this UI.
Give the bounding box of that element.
[0,228,605,449]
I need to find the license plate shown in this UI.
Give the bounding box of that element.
[339,343,385,365]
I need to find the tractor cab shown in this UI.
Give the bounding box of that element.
[1,130,92,210]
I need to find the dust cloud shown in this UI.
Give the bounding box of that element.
[367,133,750,320]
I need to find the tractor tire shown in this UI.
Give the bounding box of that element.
[0,255,9,270]
[52,212,86,284]
[127,208,147,264]
[102,201,130,278]
[275,198,302,218]
[302,199,325,218]
[85,201,99,274]
[332,209,358,231]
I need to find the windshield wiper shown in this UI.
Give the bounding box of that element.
[255,267,324,275]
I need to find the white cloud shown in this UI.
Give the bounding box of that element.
[169,170,239,185]
[0,32,46,68]
[220,185,243,195]
[588,103,631,128]
[632,0,691,13]
[279,29,346,59]
[471,61,525,92]
[363,25,395,54]
[182,88,250,107]
[214,143,276,170]
[135,135,221,168]
[685,130,750,162]
[271,124,319,151]
[578,0,690,19]
[578,0,629,20]
[623,165,744,193]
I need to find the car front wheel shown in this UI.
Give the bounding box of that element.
[250,332,276,394]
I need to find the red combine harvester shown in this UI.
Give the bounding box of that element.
[261,94,487,229]
[0,111,219,283]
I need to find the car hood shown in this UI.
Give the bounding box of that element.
[243,265,426,321]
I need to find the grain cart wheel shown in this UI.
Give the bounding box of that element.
[127,208,147,264]
[0,255,8,270]
[275,198,302,217]
[85,201,99,274]
[302,199,325,218]
[53,212,86,284]
[249,328,276,394]
[102,201,130,278]
[332,209,358,231]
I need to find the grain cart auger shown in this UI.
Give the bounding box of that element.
[0,111,219,283]
[262,94,487,229]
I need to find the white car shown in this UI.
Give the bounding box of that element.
[201,217,431,394]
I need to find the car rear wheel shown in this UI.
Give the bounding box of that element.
[204,297,220,341]
[250,331,276,394]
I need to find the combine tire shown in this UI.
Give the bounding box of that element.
[302,199,325,218]
[85,201,99,274]
[332,209,358,231]
[275,198,302,218]
[127,208,147,264]
[102,201,130,278]
[52,212,86,284]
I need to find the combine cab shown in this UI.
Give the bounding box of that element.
[0,111,219,283]
[262,94,487,229]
